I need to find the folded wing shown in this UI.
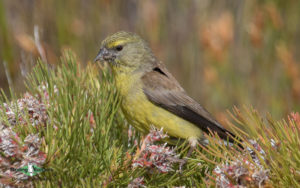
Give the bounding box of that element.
[141,63,237,143]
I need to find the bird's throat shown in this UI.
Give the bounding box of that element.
[113,68,142,98]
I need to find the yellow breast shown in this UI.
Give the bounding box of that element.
[114,71,203,140]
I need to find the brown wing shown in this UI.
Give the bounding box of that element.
[141,63,237,143]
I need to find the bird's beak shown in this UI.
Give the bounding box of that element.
[94,47,109,63]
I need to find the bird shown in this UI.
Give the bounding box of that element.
[94,31,240,150]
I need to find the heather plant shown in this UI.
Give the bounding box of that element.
[0,51,299,187]
[201,107,300,187]
[0,51,204,187]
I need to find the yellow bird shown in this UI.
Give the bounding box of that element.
[94,31,239,148]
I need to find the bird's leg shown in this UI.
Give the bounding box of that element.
[186,138,198,158]
[179,138,198,171]
[186,144,196,158]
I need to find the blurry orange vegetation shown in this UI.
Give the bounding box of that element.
[203,65,218,84]
[200,12,234,60]
[265,3,283,29]
[248,3,283,48]
[140,1,159,34]
[71,18,85,37]
[139,1,160,54]
[14,31,57,64]
[248,8,265,48]
[276,44,300,100]
[15,33,38,55]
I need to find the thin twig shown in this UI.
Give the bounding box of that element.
[34,25,47,63]
[3,61,14,92]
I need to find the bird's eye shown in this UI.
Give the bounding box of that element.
[115,45,123,51]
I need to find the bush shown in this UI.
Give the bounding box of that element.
[0,51,299,187]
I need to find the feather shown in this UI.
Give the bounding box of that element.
[141,62,238,143]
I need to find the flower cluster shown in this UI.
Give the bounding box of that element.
[0,130,46,186]
[3,92,48,127]
[214,160,269,188]
[132,127,181,173]
[0,92,48,186]
[214,140,272,188]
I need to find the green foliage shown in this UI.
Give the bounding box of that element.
[1,51,299,187]
[201,107,300,187]
[18,51,207,187]
[26,51,126,187]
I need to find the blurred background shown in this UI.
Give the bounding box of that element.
[1,0,300,121]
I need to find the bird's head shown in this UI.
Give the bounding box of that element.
[94,31,156,74]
